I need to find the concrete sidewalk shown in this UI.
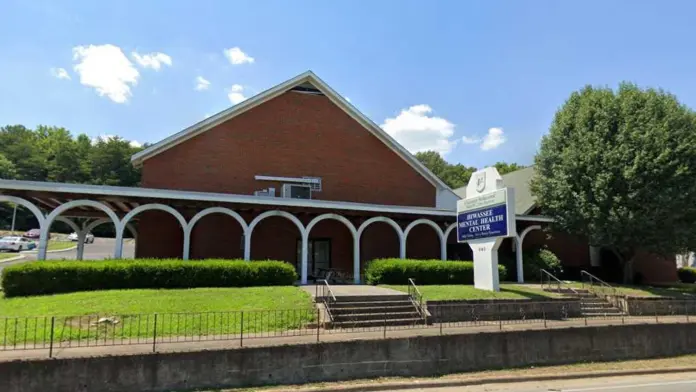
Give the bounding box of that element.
[0,315,691,362]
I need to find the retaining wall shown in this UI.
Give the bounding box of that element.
[3,322,696,392]
[426,298,582,322]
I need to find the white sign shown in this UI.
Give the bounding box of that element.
[458,167,516,292]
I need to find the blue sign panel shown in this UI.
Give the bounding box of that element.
[457,203,508,242]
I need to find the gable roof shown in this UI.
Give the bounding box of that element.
[130,71,453,193]
[453,166,537,214]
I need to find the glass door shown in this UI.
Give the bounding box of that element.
[296,239,332,279]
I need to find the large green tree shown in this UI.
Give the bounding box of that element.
[415,151,523,189]
[531,83,696,282]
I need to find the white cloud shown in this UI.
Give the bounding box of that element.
[381,104,456,154]
[228,84,247,104]
[480,127,506,150]
[50,67,71,80]
[72,44,139,103]
[223,47,254,65]
[195,76,210,91]
[92,134,141,148]
[461,127,507,151]
[131,51,172,71]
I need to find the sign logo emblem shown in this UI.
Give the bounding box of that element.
[475,173,486,193]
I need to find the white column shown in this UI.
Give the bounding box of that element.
[515,236,524,283]
[37,225,49,260]
[113,224,124,259]
[76,231,86,260]
[300,233,308,284]
[353,235,360,284]
[440,236,447,261]
[243,231,251,261]
[182,228,191,260]
[399,236,406,259]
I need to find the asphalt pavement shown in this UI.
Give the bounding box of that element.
[295,372,696,392]
[0,238,135,272]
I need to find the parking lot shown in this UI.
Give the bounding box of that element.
[0,238,135,273]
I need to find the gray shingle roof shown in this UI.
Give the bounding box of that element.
[453,166,536,214]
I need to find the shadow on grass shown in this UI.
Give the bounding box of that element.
[498,287,555,300]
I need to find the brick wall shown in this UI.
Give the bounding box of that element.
[140,90,435,207]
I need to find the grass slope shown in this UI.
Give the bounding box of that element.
[382,284,561,300]
[0,287,315,345]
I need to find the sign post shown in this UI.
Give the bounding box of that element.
[457,167,516,291]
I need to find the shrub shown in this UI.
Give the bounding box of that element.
[365,259,507,285]
[678,267,696,284]
[1,259,297,297]
[502,248,563,282]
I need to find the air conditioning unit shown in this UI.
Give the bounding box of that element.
[253,187,276,197]
[282,184,312,199]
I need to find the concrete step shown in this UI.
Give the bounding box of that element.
[333,311,421,322]
[329,300,415,309]
[331,317,425,329]
[331,305,417,314]
[329,295,411,303]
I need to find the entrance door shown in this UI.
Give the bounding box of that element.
[296,239,332,279]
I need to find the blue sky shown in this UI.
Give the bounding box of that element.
[1,0,695,168]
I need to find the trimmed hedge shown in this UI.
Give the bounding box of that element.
[1,259,297,297]
[365,259,507,285]
[678,267,696,284]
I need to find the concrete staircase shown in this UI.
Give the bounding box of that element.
[324,294,425,329]
[546,288,624,317]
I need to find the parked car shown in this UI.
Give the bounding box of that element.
[23,229,50,240]
[68,232,95,243]
[0,236,36,252]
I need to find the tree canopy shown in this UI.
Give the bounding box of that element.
[415,151,524,189]
[531,83,696,280]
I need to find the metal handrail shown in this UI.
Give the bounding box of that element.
[408,278,425,318]
[319,279,336,303]
[316,279,336,325]
[540,269,578,295]
[581,270,618,298]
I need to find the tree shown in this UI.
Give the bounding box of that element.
[494,162,524,175]
[531,83,696,282]
[89,136,142,186]
[0,153,17,179]
[415,151,521,189]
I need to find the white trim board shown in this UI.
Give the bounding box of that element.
[130,71,455,195]
[0,179,556,223]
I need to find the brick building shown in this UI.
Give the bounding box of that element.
[0,71,676,284]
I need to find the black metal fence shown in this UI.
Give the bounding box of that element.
[1,300,694,357]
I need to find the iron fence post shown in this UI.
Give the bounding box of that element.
[498,304,502,331]
[48,316,55,358]
[543,304,547,328]
[439,305,443,335]
[152,314,158,353]
[383,310,387,339]
[316,308,320,343]
[687,301,691,323]
[240,311,244,347]
[655,302,659,323]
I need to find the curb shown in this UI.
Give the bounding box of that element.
[21,245,78,255]
[0,254,25,263]
[304,366,696,392]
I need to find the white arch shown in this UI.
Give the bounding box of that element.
[444,223,457,242]
[515,225,542,283]
[306,213,359,283]
[403,219,446,260]
[43,200,121,260]
[245,210,307,282]
[55,217,86,259]
[0,196,45,229]
[357,216,405,259]
[184,207,248,259]
[117,203,188,259]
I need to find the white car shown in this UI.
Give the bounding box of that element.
[0,236,36,252]
[67,232,95,243]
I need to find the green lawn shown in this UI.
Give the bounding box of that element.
[0,287,315,346]
[0,253,19,260]
[382,284,562,301]
[46,240,77,251]
[568,282,696,298]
